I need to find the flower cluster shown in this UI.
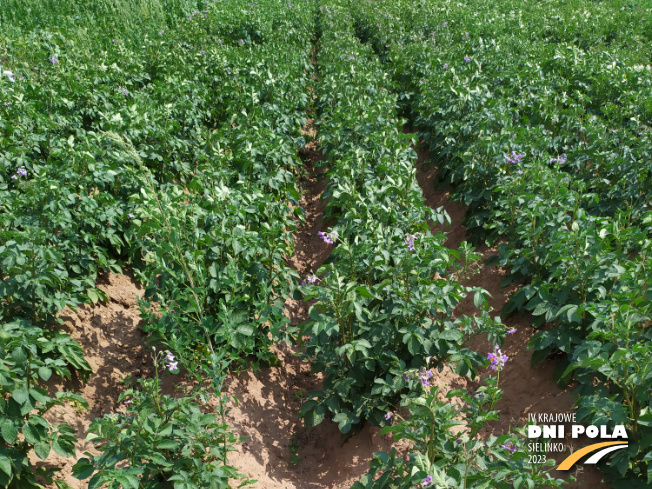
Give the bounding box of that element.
[163,350,178,372]
[49,57,58,65]
[318,229,339,245]
[306,274,318,284]
[550,154,567,165]
[117,85,130,96]
[300,273,319,286]
[12,166,27,180]
[442,21,448,27]
[500,441,517,453]
[464,55,471,62]
[404,232,421,251]
[419,368,433,391]
[487,344,508,371]
[505,151,525,164]
[462,32,469,40]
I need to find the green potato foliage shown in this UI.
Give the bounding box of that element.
[297,3,504,435]
[0,320,90,489]
[1,0,316,484]
[72,349,251,489]
[345,0,652,483]
[353,370,570,489]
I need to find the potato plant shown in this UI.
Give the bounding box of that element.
[1,0,650,487]
[347,0,652,484]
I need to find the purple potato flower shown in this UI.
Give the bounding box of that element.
[550,154,567,165]
[404,232,421,251]
[464,55,470,62]
[16,167,27,177]
[385,411,392,420]
[487,344,508,371]
[501,441,517,453]
[318,229,339,245]
[505,151,525,164]
[49,57,58,65]
[419,368,433,391]
[507,327,517,334]
[423,475,434,487]
[164,350,178,371]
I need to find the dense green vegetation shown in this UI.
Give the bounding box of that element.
[1,0,650,487]
[347,0,652,486]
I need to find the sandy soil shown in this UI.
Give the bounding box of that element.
[32,272,149,486]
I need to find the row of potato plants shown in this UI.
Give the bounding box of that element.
[0,0,314,486]
[296,3,569,488]
[347,0,652,486]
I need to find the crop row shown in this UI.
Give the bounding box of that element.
[348,0,652,486]
[0,0,317,486]
[294,3,569,488]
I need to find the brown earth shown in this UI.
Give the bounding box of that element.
[32,272,150,486]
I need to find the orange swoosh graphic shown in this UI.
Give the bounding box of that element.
[556,441,628,470]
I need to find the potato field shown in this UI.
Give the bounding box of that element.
[0,0,651,488]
